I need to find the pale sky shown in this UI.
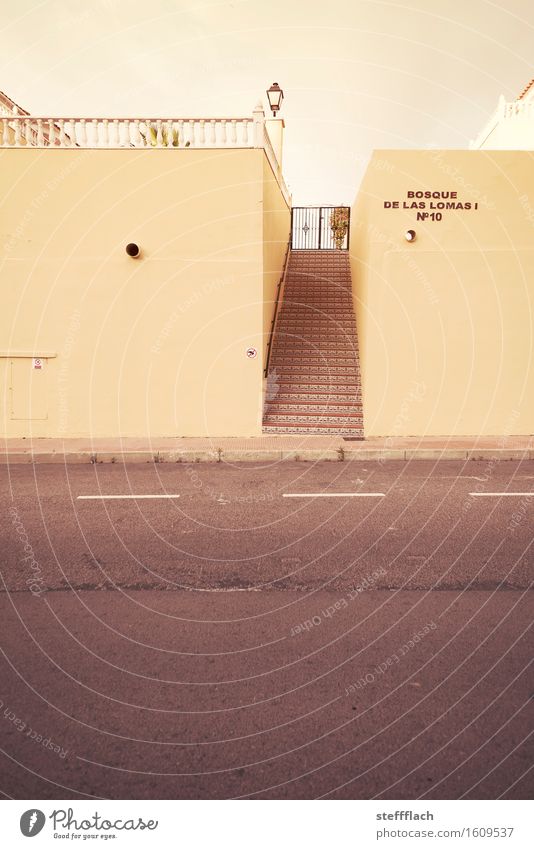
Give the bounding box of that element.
[1,0,534,203]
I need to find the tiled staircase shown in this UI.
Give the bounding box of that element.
[263,250,364,436]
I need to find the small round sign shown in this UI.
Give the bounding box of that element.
[246,347,258,359]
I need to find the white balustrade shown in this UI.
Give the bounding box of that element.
[0,113,263,151]
[0,107,289,200]
[470,96,534,148]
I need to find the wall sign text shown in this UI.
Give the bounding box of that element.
[383,190,479,221]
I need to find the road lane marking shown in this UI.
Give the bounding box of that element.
[283,492,385,498]
[77,494,180,500]
[468,492,534,497]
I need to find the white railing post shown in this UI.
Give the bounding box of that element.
[13,107,22,147]
[253,101,264,148]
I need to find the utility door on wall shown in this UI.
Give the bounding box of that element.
[10,358,48,420]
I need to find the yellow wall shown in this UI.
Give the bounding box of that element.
[1,147,289,437]
[350,150,534,436]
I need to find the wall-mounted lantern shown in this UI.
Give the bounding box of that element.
[266,82,284,117]
[405,229,416,242]
[126,243,141,257]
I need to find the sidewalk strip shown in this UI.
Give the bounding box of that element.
[77,494,180,500]
[283,492,385,498]
[468,492,533,497]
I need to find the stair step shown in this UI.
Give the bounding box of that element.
[271,359,358,369]
[273,341,358,347]
[276,319,355,325]
[264,415,363,426]
[268,374,361,385]
[265,403,362,414]
[273,338,357,345]
[277,322,356,327]
[267,392,362,403]
[263,424,364,435]
[271,363,359,371]
[279,313,356,320]
[276,338,356,344]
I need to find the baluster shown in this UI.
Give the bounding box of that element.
[199,119,205,145]
[78,118,87,146]
[231,119,237,144]
[12,107,20,147]
[133,119,141,146]
[36,118,44,146]
[242,119,249,145]
[189,119,195,146]
[65,118,76,147]
[58,118,66,147]
[220,119,227,145]
[101,118,109,147]
[48,119,55,146]
[154,119,162,147]
[210,119,216,145]
[1,117,7,147]
[124,119,131,147]
[23,118,31,146]
[165,120,173,147]
[178,120,184,146]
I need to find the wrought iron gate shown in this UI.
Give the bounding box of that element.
[291,206,350,250]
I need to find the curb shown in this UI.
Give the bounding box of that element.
[0,448,532,464]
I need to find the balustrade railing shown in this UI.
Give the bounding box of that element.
[0,103,290,204]
[0,114,254,149]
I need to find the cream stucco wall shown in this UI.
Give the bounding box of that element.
[350,150,534,437]
[1,147,288,438]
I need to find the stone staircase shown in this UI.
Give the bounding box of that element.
[263,250,364,436]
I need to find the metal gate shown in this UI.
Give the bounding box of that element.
[291,206,350,250]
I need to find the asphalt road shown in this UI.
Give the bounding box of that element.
[0,459,533,799]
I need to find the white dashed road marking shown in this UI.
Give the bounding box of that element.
[77,494,181,500]
[468,492,534,497]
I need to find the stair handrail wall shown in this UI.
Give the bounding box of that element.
[264,241,291,379]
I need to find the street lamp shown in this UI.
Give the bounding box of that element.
[266,82,284,117]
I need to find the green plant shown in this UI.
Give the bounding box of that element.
[330,207,349,249]
[141,123,183,148]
